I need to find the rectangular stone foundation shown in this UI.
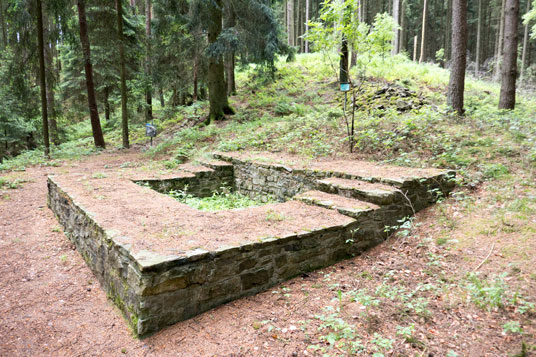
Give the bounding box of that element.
[47,152,454,336]
[48,178,381,336]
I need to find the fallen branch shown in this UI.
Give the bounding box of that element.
[473,242,495,272]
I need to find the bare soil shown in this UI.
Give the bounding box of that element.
[1,150,534,356]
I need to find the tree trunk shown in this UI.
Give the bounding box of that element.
[340,35,349,84]
[159,87,165,107]
[494,0,506,81]
[207,0,233,122]
[400,0,406,53]
[447,0,468,115]
[44,16,59,145]
[224,4,236,96]
[305,0,309,53]
[520,0,531,85]
[475,0,482,76]
[413,35,418,61]
[499,0,519,109]
[46,49,59,145]
[116,0,129,148]
[0,0,7,48]
[77,0,105,149]
[103,87,111,122]
[145,0,152,123]
[193,49,198,102]
[445,0,452,62]
[287,0,294,46]
[419,0,427,63]
[392,0,400,55]
[295,0,300,51]
[36,0,50,157]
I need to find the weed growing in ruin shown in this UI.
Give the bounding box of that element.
[169,187,275,211]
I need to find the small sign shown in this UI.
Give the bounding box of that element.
[145,123,157,137]
[340,83,350,92]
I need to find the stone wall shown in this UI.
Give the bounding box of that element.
[135,217,384,336]
[228,159,317,202]
[47,178,142,331]
[134,163,234,198]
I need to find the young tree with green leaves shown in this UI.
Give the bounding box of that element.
[306,1,397,152]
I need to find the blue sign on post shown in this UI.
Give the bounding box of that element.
[145,123,157,137]
[340,83,350,92]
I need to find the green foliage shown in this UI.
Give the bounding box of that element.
[395,324,415,341]
[306,2,398,80]
[168,186,274,211]
[503,321,523,334]
[524,1,536,39]
[465,272,509,310]
[0,138,96,171]
[464,273,534,313]
[0,177,24,189]
[310,306,365,355]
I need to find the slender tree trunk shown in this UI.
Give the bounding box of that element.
[207,0,232,122]
[447,0,468,115]
[224,4,236,95]
[0,0,7,48]
[419,0,427,63]
[499,0,519,109]
[340,35,349,84]
[475,0,482,76]
[295,0,300,51]
[116,0,129,148]
[400,0,406,53]
[520,0,531,85]
[145,0,152,123]
[392,0,400,55]
[36,0,50,157]
[288,0,294,46]
[494,0,506,81]
[44,17,59,145]
[413,35,418,61]
[159,87,165,107]
[305,0,309,53]
[445,0,452,62]
[46,49,59,145]
[103,87,110,122]
[287,0,293,46]
[193,48,198,102]
[77,0,105,148]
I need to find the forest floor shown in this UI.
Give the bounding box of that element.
[1,53,536,355]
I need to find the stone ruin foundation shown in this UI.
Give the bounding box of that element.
[47,152,455,336]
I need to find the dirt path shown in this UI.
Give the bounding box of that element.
[1,152,534,356]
